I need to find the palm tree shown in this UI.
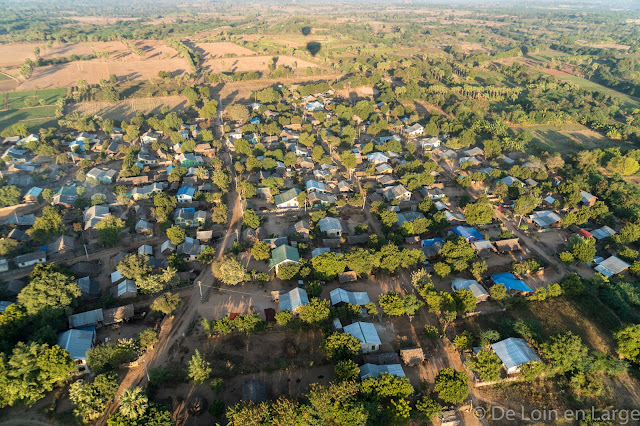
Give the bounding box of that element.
[119,387,148,419]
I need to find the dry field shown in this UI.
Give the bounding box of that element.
[16,58,189,90]
[194,42,256,58]
[202,54,318,73]
[68,16,139,25]
[68,95,187,120]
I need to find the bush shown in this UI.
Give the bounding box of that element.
[150,292,181,315]
[275,310,293,326]
[208,399,225,418]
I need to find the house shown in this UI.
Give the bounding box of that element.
[48,235,75,255]
[305,180,326,193]
[177,186,196,202]
[0,259,8,273]
[580,191,597,206]
[529,210,562,228]
[400,347,426,366]
[242,379,267,403]
[131,183,164,200]
[5,214,36,228]
[77,276,100,299]
[472,240,494,258]
[498,176,525,187]
[451,278,489,301]
[305,101,324,112]
[103,304,135,325]
[279,287,309,312]
[330,288,370,306]
[177,238,205,261]
[7,228,27,241]
[595,256,630,277]
[337,181,352,192]
[464,147,484,157]
[420,238,444,258]
[318,217,343,237]
[52,186,78,207]
[110,270,125,285]
[273,188,301,209]
[0,301,13,312]
[312,247,330,258]
[359,364,406,379]
[86,167,117,184]
[404,123,424,137]
[491,338,541,375]
[196,230,214,243]
[367,152,389,164]
[176,153,204,167]
[23,187,42,202]
[452,226,484,242]
[135,219,153,235]
[382,184,411,202]
[291,220,311,239]
[270,244,300,273]
[68,308,104,328]
[591,226,617,240]
[112,280,137,298]
[138,244,153,256]
[84,205,110,229]
[308,192,337,207]
[57,327,96,373]
[14,251,46,268]
[161,240,176,254]
[397,211,425,227]
[376,163,393,174]
[174,208,206,227]
[491,273,532,294]
[339,271,358,283]
[137,149,157,164]
[418,137,441,149]
[343,322,381,353]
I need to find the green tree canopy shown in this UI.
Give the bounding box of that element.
[434,368,469,404]
[17,270,80,316]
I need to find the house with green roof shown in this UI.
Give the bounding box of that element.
[273,188,301,209]
[270,244,300,273]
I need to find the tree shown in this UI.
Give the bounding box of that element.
[615,223,640,244]
[277,262,301,280]
[607,156,639,176]
[379,292,405,316]
[108,403,172,426]
[335,359,360,382]
[166,226,186,245]
[520,361,546,382]
[28,206,65,241]
[200,99,219,119]
[242,209,260,229]
[614,324,640,364]
[211,203,228,224]
[416,397,442,421]
[321,332,361,361]
[0,342,75,408]
[212,256,247,285]
[541,332,589,375]
[464,202,494,225]
[489,284,507,301]
[440,237,476,271]
[188,349,212,384]
[568,236,596,264]
[403,294,424,315]
[454,288,477,313]
[198,246,216,264]
[138,329,159,350]
[433,262,451,278]
[297,298,330,324]
[560,273,586,296]
[0,185,21,207]
[0,238,19,256]
[311,252,346,280]
[471,261,487,281]
[86,342,135,374]
[96,215,125,247]
[18,270,80,316]
[468,350,502,382]
[69,372,119,423]
[275,310,292,326]
[150,292,181,315]
[344,249,378,276]
[434,368,469,404]
[118,254,152,281]
[251,241,271,261]
[119,387,149,419]
[514,195,541,217]
[226,104,250,123]
[361,372,414,400]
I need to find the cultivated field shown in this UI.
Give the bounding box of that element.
[16,58,189,91]
[194,42,257,58]
[202,55,318,73]
[68,95,187,120]
[513,123,634,153]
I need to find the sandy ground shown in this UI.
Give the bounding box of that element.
[202,55,318,73]
[194,42,256,58]
[68,95,188,120]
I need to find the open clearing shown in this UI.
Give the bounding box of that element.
[512,123,633,153]
[202,55,318,73]
[557,75,640,109]
[16,58,189,91]
[194,42,257,58]
[68,95,187,120]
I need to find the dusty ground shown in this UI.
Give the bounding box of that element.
[68,95,188,120]
[202,55,318,73]
[194,42,257,58]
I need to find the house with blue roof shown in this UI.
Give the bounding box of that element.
[491,272,532,294]
[305,101,324,112]
[249,117,261,125]
[24,187,42,203]
[452,226,485,242]
[306,180,326,193]
[177,186,196,202]
[279,287,309,313]
[57,327,96,374]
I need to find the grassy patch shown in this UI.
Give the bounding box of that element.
[5,88,66,109]
[0,73,10,81]
[0,106,59,131]
[558,75,640,109]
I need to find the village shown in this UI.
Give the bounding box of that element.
[1,74,636,425]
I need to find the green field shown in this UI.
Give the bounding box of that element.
[0,105,59,131]
[5,88,66,109]
[0,73,10,81]
[558,75,640,109]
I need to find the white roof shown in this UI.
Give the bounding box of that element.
[530,210,562,227]
[595,255,630,277]
[318,217,343,233]
[491,338,541,371]
[343,322,381,345]
[329,288,371,306]
[451,278,489,299]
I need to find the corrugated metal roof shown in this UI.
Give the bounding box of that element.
[595,256,630,277]
[279,287,308,311]
[451,278,489,299]
[359,363,406,379]
[344,322,381,345]
[57,327,95,360]
[591,226,616,240]
[491,273,532,293]
[330,288,370,306]
[69,308,104,328]
[491,338,540,371]
[271,244,300,267]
